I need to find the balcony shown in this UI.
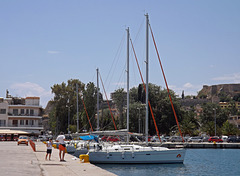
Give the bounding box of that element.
[8,114,42,120]
[8,113,42,116]
[7,124,43,127]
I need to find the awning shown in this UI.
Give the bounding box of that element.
[79,135,95,140]
[0,130,30,135]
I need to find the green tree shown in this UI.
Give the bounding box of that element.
[129,102,145,133]
[50,79,100,134]
[222,120,238,136]
[100,108,118,131]
[200,102,228,135]
[112,88,126,129]
[129,83,182,135]
[233,93,240,102]
[81,82,99,131]
[202,121,215,136]
[48,105,57,135]
[180,108,199,136]
[227,101,238,115]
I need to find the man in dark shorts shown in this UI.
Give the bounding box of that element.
[56,132,66,161]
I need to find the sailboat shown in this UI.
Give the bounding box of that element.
[88,14,186,164]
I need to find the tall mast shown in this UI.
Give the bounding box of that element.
[97,68,100,131]
[126,27,130,144]
[145,13,149,145]
[76,83,79,133]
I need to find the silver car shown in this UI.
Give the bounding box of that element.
[169,136,183,142]
[188,136,203,142]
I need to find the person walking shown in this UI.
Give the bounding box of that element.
[56,132,66,161]
[45,138,53,160]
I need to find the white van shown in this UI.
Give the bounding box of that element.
[221,135,228,142]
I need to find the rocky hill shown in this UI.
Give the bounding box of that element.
[197,84,240,102]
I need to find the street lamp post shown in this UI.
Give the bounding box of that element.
[67,99,71,134]
[68,105,70,134]
[137,108,141,133]
[213,108,216,136]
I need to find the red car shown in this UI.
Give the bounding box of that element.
[107,136,120,142]
[101,136,108,141]
[148,136,152,142]
[208,136,223,143]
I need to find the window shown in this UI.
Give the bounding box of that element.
[21,109,24,115]
[26,109,29,115]
[12,120,18,127]
[0,109,6,114]
[26,120,28,125]
[0,120,6,126]
[20,120,24,125]
[30,109,34,116]
[30,120,34,126]
[13,109,18,115]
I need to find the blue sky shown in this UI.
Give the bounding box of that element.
[1,1,240,108]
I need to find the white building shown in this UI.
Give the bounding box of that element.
[0,96,43,139]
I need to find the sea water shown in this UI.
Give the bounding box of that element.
[95,149,240,176]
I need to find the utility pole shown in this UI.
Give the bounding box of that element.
[126,27,130,144]
[76,83,79,133]
[97,68,100,131]
[137,108,141,133]
[67,98,70,134]
[214,108,216,136]
[145,13,149,145]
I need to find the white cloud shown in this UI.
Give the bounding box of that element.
[183,82,193,88]
[10,82,53,108]
[212,73,240,83]
[48,50,59,54]
[169,83,202,97]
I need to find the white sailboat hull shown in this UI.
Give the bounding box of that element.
[89,148,186,164]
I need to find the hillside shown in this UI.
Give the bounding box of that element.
[197,84,240,102]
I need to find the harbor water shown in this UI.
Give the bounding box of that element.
[95,149,240,176]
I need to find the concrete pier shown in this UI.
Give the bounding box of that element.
[0,141,116,176]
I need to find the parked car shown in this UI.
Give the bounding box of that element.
[38,135,47,141]
[151,136,167,142]
[130,136,141,142]
[101,136,108,141]
[202,136,209,142]
[221,135,228,142]
[169,136,183,142]
[227,136,240,143]
[188,136,203,143]
[164,136,170,141]
[208,136,223,143]
[17,136,29,145]
[184,136,190,142]
[107,136,120,142]
[148,136,152,142]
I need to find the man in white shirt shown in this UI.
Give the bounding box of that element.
[56,132,66,161]
[45,138,52,160]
